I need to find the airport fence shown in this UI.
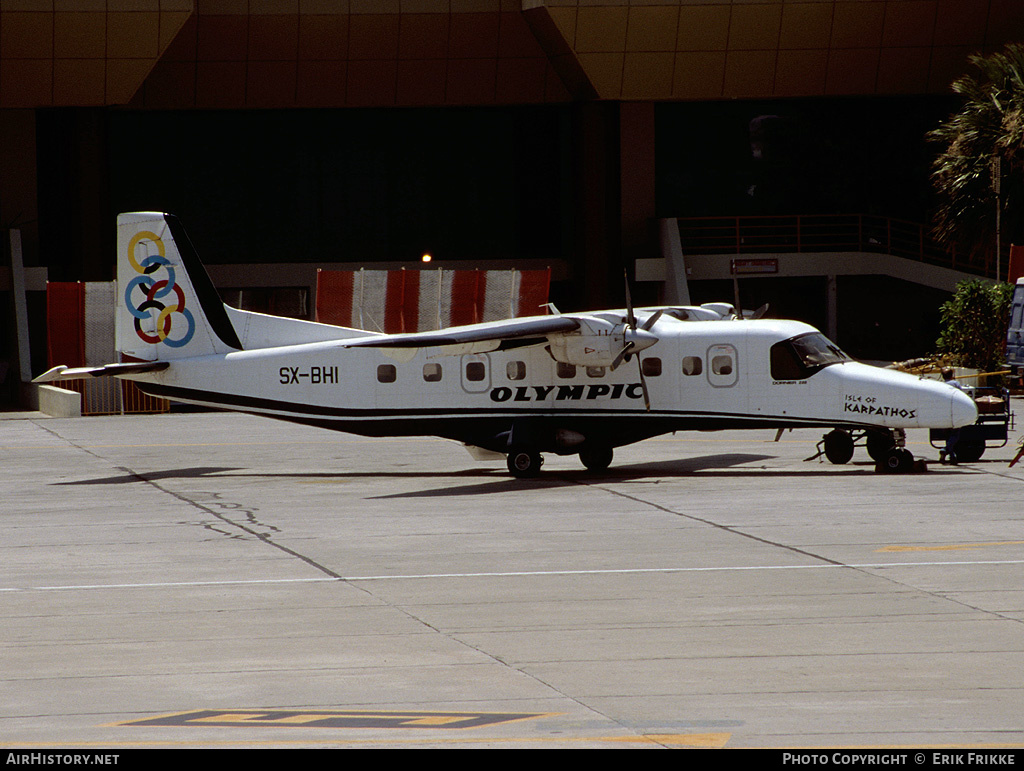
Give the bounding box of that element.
[676,214,996,277]
[57,378,169,416]
[46,280,170,416]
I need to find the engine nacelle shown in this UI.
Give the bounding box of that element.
[546,317,659,369]
[547,333,625,368]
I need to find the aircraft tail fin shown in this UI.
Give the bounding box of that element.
[117,212,242,361]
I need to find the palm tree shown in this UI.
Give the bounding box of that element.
[930,44,1024,269]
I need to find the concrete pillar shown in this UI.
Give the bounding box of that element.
[573,102,621,311]
[619,102,657,287]
[0,111,39,267]
[571,101,658,311]
[660,218,690,305]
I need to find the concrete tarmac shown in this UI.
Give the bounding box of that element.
[3,407,1024,749]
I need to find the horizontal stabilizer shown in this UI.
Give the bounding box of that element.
[32,361,169,383]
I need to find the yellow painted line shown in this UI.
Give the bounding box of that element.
[247,714,360,725]
[404,716,484,726]
[878,541,1024,553]
[610,733,730,748]
[189,712,496,727]
[191,713,274,723]
[116,708,562,731]
[9,737,1024,749]
[3,734,730,748]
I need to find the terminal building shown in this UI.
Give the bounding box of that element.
[3,0,1024,407]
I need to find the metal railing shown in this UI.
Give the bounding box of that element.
[676,214,994,276]
[59,379,169,416]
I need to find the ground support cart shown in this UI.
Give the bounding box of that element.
[929,386,1014,462]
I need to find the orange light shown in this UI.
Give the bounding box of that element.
[421,253,432,263]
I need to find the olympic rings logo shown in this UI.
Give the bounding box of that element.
[124,230,195,348]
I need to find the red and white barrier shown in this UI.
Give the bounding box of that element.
[315,268,551,333]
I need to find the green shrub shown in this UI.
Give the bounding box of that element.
[936,280,1014,372]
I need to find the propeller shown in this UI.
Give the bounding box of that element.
[610,271,660,410]
[746,303,769,320]
[642,309,664,330]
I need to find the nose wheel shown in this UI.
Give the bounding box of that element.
[812,428,908,469]
[507,450,543,478]
[877,447,915,474]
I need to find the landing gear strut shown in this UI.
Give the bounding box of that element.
[810,428,917,473]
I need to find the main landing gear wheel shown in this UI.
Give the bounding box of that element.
[507,450,543,478]
[823,429,855,465]
[579,446,614,471]
[866,430,897,462]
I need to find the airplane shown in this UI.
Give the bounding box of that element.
[34,212,978,478]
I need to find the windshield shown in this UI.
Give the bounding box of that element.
[771,333,848,380]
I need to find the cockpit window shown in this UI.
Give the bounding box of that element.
[771,333,848,380]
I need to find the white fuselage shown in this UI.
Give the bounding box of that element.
[129,316,976,453]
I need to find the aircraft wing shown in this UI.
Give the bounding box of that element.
[338,316,581,350]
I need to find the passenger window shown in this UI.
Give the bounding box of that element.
[465,361,486,382]
[507,361,526,380]
[706,344,738,387]
[557,362,576,379]
[423,363,442,382]
[377,364,396,383]
[641,357,661,377]
[586,366,605,378]
[682,356,702,376]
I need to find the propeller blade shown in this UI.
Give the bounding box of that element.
[610,340,634,372]
[748,303,769,320]
[621,271,655,406]
[641,309,663,331]
[623,269,637,330]
[636,354,650,411]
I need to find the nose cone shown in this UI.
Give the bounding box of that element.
[951,387,978,428]
[820,363,979,429]
[626,328,658,354]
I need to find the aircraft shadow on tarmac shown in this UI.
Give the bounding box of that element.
[54,454,770,488]
[363,453,885,498]
[55,451,975,494]
[54,466,244,485]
